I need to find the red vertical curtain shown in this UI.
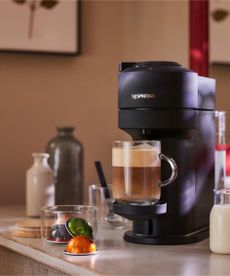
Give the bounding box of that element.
[189,0,209,76]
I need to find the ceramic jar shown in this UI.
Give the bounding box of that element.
[26,153,54,217]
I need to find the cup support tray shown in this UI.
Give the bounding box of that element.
[113,201,167,244]
[113,201,209,245]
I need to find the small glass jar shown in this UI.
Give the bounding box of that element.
[41,205,97,244]
[210,189,230,254]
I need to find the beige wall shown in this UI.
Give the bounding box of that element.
[122,1,188,65]
[0,1,188,204]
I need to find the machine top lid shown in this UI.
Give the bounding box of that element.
[120,61,193,73]
[118,61,215,110]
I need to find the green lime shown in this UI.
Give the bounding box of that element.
[65,217,93,239]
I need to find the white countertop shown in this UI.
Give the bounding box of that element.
[0,206,229,275]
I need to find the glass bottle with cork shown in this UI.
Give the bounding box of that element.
[46,127,83,205]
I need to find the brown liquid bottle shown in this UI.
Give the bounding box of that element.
[46,127,83,205]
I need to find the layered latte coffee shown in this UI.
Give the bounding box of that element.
[112,144,161,204]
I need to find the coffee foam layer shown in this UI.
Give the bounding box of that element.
[112,147,160,167]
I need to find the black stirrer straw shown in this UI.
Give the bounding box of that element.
[94,161,111,199]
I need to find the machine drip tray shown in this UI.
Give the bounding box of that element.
[113,202,209,245]
[124,227,209,245]
[113,201,167,221]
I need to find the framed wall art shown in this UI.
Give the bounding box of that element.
[210,0,230,64]
[0,0,79,55]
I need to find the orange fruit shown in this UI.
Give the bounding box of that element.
[66,235,96,254]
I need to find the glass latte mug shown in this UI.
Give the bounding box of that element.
[112,141,178,205]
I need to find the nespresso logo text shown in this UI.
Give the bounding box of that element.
[131,93,156,100]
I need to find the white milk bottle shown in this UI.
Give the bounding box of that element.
[210,189,230,254]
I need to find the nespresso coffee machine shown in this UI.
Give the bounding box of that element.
[113,61,216,245]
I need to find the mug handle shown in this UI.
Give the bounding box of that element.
[158,153,178,187]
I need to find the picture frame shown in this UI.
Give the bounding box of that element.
[0,0,80,55]
[210,0,230,65]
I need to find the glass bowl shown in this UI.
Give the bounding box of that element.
[41,205,97,244]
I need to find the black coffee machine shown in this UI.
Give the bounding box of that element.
[113,61,216,245]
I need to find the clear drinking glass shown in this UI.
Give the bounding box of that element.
[215,111,226,191]
[88,184,129,229]
[112,140,178,205]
